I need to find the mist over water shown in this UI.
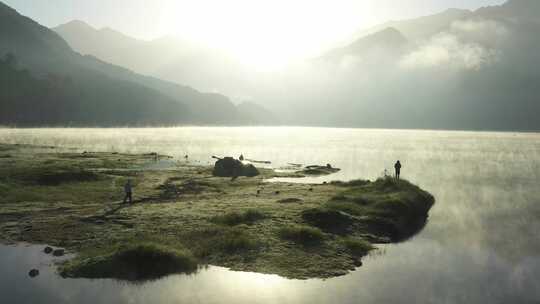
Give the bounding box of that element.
[1,127,539,303]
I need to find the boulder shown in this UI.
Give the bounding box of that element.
[28,269,39,277]
[212,157,260,177]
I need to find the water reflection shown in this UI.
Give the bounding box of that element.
[1,127,540,303]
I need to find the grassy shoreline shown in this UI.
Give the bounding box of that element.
[0,143,434,280]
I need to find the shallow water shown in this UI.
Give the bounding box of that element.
[1,127,540,304]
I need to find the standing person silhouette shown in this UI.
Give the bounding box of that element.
[394,161,402,180]
[123,180,133,204]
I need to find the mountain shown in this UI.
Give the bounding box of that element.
[0,54,188,126]
[476,0,540,22]
[32,0,540,130]
[353,8,472,41]
[236,102,279,125]
[321,27,409,62]
[285,0,540,131]
[53,21,255,101]
[0,2,260,126]
[53,20,180,76]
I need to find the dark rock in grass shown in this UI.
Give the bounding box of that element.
[43,246,53,254]
[278,198,303,204]
[212,157,259,178]
[60,243,198,281]
[302,208,356,234]
[53,249,65,257]
[28,269,39,277]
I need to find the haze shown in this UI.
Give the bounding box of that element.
[2,0,539,131]
[4,0,505,69]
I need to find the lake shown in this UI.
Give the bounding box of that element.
[1,127,539,304]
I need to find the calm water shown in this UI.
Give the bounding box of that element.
[1,127,540,304]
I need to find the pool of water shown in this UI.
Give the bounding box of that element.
[1,127,539,304]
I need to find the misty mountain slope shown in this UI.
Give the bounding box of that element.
[53,20,264,104]
[0,54,189,126]
[54,20,179,76]
[236,102,280,125]
[54,20,277,124]
[353,8,472,42]
[476,0,540,22]
[275,0,540,131]
[321,27,409,62]
[71,53,245,124]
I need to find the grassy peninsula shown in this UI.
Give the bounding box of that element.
[0,143,434,280]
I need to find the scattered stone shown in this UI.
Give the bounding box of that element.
[43,246,53,254]
[28,269,39,278]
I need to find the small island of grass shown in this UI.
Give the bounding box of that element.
[0,143,434,281]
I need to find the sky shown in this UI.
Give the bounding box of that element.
[3,0,507,69]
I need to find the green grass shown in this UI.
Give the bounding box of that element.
[342,238,374,257]
[330,179,370,187]
[328,177,435,240]
[184,225,261,257]
[210,209,267,226]
[60,242,198,281]
[2,164,100,186]
[278,225,324,246]
[326,200,366,216]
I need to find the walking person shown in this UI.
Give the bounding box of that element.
[394,160,402,180]
[123,180,133,204]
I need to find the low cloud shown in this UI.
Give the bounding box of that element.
[400,19,506,70]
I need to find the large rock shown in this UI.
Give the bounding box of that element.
[212,157,260,177]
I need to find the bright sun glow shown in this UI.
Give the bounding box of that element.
[156,0,377,70]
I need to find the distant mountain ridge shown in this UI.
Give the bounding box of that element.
[321,27,409,62]
[352,8,472,41]
[53,20,259,102]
